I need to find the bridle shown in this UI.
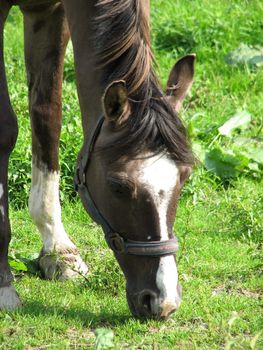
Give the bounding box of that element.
[74,116,179,257]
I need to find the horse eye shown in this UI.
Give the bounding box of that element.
[107,177,134,197]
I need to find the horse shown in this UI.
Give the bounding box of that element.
[0,0,195,319]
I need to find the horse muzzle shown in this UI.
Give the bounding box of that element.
[127,285,182,319]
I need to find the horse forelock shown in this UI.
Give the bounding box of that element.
[94,0,195,166]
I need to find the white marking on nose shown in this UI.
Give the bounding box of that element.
[0,183,5,220]
[156,255,179,303]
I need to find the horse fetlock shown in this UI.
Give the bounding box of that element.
[0,284,22,310]
[39,250,88,281]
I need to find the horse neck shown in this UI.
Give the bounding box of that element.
[65,2,104,144]
[66,0,152,142]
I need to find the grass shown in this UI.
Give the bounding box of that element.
[1,0,262,349]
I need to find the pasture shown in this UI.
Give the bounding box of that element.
[1,0,262,349]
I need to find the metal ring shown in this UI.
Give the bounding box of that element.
[109,233,126,254]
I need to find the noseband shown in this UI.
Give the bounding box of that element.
[74,116,179,257]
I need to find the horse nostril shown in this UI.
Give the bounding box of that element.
[141,293,151,312]
[136,290,179,318]
[138,290,157,315]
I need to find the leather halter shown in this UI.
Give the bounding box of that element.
[74,116,179,256]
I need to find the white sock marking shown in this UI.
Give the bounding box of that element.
[29,161,76,253]
[0,183,5,221]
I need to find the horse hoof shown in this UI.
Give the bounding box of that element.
[0,285,22,310]
[39,252,88,281]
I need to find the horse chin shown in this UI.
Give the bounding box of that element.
[126,289,139,318]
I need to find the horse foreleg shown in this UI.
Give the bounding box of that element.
[22,3,88,280]
[0,1,21,309]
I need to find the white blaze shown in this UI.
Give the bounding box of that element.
[139,154,179,238]
[139,155,181,307]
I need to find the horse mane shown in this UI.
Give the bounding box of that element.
[94,0,195,165]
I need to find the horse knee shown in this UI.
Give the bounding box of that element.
[31,102,61,138]
[29,100,61,169]
[0,109,18,155]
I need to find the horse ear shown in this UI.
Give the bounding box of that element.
[103,80,130,127]
[166,54,195,112]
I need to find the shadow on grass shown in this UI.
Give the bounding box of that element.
[21,300,134,328]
